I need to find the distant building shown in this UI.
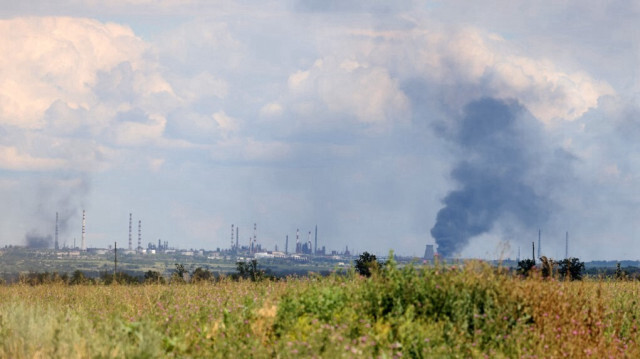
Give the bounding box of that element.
[424,244,435,261]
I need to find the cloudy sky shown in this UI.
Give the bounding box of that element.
[0,0,638,260]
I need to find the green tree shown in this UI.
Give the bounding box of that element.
[191,267,213,283]
[144,270,165,284]
[517,259,536,277]
[354,252,380,277]
[69,270,87,285]
[171,263,188,283]
[236,259,264,281]
[558,257,585,281]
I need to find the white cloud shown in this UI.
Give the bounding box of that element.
[212,111,240,133]
[212,138,290,163]
[287,57,410,128]
[0,17,146,129]
[340,27,613,124]
[0,146,66,171]
[259,102,283,117]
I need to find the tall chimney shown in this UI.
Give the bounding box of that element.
[532,241,535,264]
[128,213,133,251]
[138,220,142,252]
[81,210,86,251]
[285,235,289,255]
[231,224,235,251]
[537,229,541,259]
[314,225,318,255]
[253,223,257,252]
[235,227,239,250]
[54,212,59,251]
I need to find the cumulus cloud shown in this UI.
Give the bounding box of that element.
[0,17,146,129]
[285,57,410,130]
[0,16,195,173]
[328,27,613,124]
[0,146,66,171]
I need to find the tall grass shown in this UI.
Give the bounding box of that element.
[1,259,640,357]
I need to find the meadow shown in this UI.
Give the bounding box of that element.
[0,257,639,358]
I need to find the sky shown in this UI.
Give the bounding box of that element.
[0,0,638,260]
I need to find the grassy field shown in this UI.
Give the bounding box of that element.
[0,258,639,358]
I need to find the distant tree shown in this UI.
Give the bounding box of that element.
[615,263,627,281]
[144,270,165,284]
[558,257,585,281]
[191,267,213,283]
[354,252,380,277]
[101,271,140,285]
[69,270,87,285]
[236,259,264,281]
[517,259,536,277]
[171,263,188,283]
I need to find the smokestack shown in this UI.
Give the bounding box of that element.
[424,244,434,260]
[314,225,318,255]
[231,224,235,251]
[138,220,142,252]
[55,212,59,251]
[532,241,535,264]
[128,213,132,251]
[565,231,569,259]
[537,229,541,259]
[285,235,289,255]
[81,210,86,251]
[235,227,239,250]
[253,223,257,252]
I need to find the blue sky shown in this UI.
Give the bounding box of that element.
[0,1,638,260]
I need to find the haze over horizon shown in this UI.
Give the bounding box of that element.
[0,1,638,261]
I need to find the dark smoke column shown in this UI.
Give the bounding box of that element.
[431,98,550,257]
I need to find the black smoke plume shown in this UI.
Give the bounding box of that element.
[431,98,554,257]
[25,232,52,249]
[23,175,90,248]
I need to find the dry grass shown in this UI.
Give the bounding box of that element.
[0,263,639,358]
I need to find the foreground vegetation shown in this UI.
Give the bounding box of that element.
[0,256,639,358]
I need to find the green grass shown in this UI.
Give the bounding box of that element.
[1,257,640,358]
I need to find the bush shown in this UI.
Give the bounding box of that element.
[273,253,531,357]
